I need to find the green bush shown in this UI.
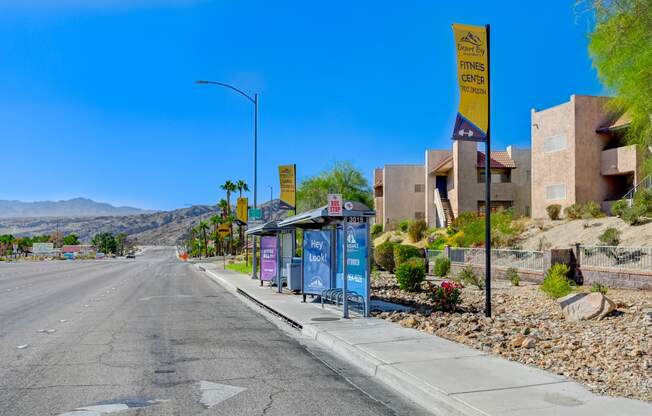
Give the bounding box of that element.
[505,267,520,286]
[398,219,411,233]
[540,263,574,299]
[373,241,396,273]
[621,204,648,225]
[590,282,609,295]
[395,257,426,292]
[564,203,582,220]
[598,227,621,246]
[617,189,652,225]
[393,244,423,268]
[407,219,428,242]
[433,255,451,277]
[428,235,447,250]
[546,204,561,220]
[564,201,603,220]
[611,199,628,217]
[446,209,520,248]
[371,223,383,239]
[457,265,483,289]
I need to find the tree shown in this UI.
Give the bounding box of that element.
[197,221,210,258]
[296,161,373,212]
[63,234,80,246]
[115,233,129,256]
[91,232,117,255]
[586,0,652,170]
[218,199,229,220]
[209,214,223,255]
[220,180,237,217]
[236,179,250,198]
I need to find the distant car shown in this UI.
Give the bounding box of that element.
[95,252,106,259]
[126,252,136,259]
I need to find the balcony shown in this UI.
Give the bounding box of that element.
[601,145,637,176]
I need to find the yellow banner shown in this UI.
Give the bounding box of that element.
[452,23,488,142]
[236,197,248,224]
[278,164,296,210]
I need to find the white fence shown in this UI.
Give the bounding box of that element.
[580,245,652,271]
[447,248,549,272]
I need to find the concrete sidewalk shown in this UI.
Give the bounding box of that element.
[195,262,651,416]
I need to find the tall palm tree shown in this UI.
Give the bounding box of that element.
[236,179,249,198]
[197,221,210,258]
[209,214,223,255]
[220,180,237,217]
[218,199,229,220]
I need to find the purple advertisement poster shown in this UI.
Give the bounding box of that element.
[260,236,277,281]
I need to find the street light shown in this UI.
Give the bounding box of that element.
[196,80,259,279]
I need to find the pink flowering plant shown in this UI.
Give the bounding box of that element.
[431,280,463,311]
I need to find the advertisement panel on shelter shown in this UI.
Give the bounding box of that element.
[236,197,248,224]
[452,23,488,142]
[336,222,369,299]
[302,230,331,295]
[278,164,296,211]
[260,236,277,281]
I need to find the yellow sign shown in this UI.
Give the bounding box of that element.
[236,197,248,224]
[452,23,488,142]
[278,164,296,211]
[218,224,230,237]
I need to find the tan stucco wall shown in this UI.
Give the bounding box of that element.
[382,164,425,228]
[451,140,478,216]
[425,150,452,227]
[508,146,532,216]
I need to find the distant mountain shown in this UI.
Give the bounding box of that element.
[0,199,291,245]
[0,198,155,218]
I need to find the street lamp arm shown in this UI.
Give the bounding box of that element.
[195,80,256,104]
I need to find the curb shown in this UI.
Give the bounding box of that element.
[195,264,484,416]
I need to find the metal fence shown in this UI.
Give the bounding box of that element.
[426,249,444,262]
[580,245,652,271]
[448,247,549,272]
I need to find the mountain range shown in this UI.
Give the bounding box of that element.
[0,198,154,218]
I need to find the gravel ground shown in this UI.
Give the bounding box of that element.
[371,273,652,401]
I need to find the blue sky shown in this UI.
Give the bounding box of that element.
[0,1,603,210]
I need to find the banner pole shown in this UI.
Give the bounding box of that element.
[342,219,349,319]
[484,24,492,318]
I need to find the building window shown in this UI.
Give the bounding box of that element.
[544,134,567,153]
[414,184,425,193]
[478,169,511,183]
[415,212,425,219]
[546,184,567,200]
[374,187,383,197]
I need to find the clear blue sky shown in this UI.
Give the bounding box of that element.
[0,0,603,210]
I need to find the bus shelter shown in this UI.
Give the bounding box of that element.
[245,221,297,291]
[277,202,375,316]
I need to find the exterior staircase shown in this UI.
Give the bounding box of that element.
[434,188,455,228]
[441,198,454,227]
[623,174,652,206]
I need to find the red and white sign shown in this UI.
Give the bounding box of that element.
[327,194,343,216]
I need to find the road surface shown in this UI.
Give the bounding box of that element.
[0,247,427,415]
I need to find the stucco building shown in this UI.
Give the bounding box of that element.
[374,142,531,229]
[531,94,648,218]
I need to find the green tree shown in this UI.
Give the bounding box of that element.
[586,0,652,169]
[220,180,237,217]
[115,233,129,256]
[209,214,223,255]
[296,161,372,212]
[91,232,117,255]
[63,233,80,246]
[236,179,250,198]
[197,221,210,258]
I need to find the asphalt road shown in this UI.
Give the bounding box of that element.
[0,247,428,416]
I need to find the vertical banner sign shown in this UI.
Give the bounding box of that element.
[278,164,296,211]
[452,23,488,142]
[260,236,278,281]
[236,197,248,224]
[336,222,369,300]
[302,230,332,295]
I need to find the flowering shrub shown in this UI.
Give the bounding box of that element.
[431,280,463,311]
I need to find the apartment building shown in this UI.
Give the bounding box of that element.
[531,94,648,218]
[374,142,531,229]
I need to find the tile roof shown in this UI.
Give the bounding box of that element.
[477,151,516,169]
[597,112,632,132]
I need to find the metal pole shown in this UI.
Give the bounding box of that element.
[342,219,349,319]
[484,24,492,318]
[252,94,259,279]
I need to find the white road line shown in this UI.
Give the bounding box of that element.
[198,380,247,409]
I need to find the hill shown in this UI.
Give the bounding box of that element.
[0,198,154,218]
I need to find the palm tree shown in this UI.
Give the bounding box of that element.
[236,179,249,198]
[218,199,229,220]
[197,221,210,258]
[220,180,237,217]
[209,214,223,255]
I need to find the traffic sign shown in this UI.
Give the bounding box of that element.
[327,194,343,216]
[218,224,230,237]
[248,208,262,220]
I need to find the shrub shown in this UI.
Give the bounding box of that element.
[433,255,451,277]
[446,209,520,248]
[457,265,483,289]
[398,220,410,233]
[590,282,608,295]
[428,234,447,250]
[395,257,426,292]
[618,189,652,225]
[408,219,428,242]
[393,244,423,268]
[505,267,520,286]
[564,201,604,220]
[546,204,561,220]
[621,204,648,225]
[564,203,582,220]
[371,223,383,239]
[598,227,621,246]
[371,269,381,280]
[431,280,463,311]
[611,199,628,217]
[374,241,396,273]
[540,263,574,299]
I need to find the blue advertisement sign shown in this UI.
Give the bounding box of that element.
[336,222,369,299]
[302,230,332,295]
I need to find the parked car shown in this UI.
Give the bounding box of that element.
[126,251,136,259]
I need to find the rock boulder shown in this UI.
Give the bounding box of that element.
[558,292,616,321]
